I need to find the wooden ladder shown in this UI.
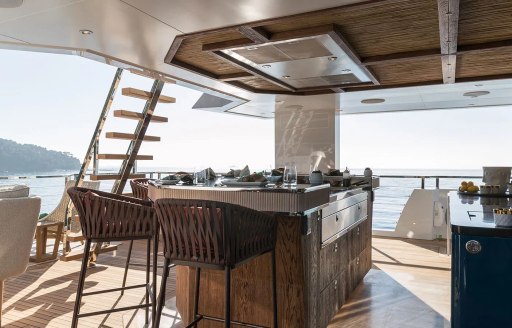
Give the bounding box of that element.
[76,68,175,193]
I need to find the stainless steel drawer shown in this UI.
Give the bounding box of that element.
[323,192,367,218]
[322,200,367,244]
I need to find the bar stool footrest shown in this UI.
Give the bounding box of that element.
[188,314,270,328]
[82,283,149,296]
[77,303,152,318]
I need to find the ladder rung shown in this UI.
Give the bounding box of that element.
[90,173,146,181]
[114,110,168,123]
[105,132,161,142]
[122,88,175,103]
[97,154,154,160]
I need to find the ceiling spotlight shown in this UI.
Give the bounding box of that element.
[282,75,291,79]
[262,64,271,68]
[361,98,385,104]
[80,29,93,35]
[247,46,258,50]
[341,69,351,73]
[328,56,338,61]
[463,91,490,97]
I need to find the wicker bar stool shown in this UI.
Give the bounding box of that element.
[153,199,278,328]
[67,187,158,328]
[130,178,150,200]
[122,178,153,293]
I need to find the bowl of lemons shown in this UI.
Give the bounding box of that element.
[459,181,479,193]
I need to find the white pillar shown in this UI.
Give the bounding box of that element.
[275,94,340,174]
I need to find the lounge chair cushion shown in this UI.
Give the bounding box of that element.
[0,184,29,199]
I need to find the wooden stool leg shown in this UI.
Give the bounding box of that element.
[51,223,63,260]
[33,225,47,262]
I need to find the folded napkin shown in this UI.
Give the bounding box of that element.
[238,173,267,183]
[225,165,250,178]
[195,167,216,183]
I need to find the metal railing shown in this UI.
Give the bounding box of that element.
[378,175,483,189]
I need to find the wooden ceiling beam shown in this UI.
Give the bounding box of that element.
[458,39,512,55]
[361,39,512,66]
[270,24,333,42]
[236,26,270,43]
[362,49,441,66]
[202,37,255,52]
[297,82,373,93]
[328,25,380,85]
[218,72,254,81]
[170,59,218,79]
[437,0,460,84]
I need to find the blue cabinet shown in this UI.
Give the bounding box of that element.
[452,233,512,328]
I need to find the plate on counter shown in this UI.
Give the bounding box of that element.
[221,180,268,187]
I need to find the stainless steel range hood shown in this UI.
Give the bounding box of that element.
[221,34,372,88]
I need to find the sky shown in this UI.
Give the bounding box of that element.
[1,48,512,172]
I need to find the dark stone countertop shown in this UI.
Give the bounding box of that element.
[449,191,512,237]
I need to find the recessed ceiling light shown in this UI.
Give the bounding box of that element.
[247,46,258,50]
[361,98,385,104]
[262,64,271,68]
[475,84,484,87]
[328,56,338,61]
[282,75,291,79]
[80,29,93,35]
[341,69,351,73]
[463,91,490,97]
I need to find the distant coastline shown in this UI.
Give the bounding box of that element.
[0,138,80,173]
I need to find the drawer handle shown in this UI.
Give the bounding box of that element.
[334,243,338,252]
[334,280,338,290]
[357,226,360,235]
[335,215,339,222]
[356,257,360,265]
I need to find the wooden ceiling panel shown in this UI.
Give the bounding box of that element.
[264,0,440,58]
[241,77,289,92]
[174,30,245,75]
[371,57,443,85]
[459,0,512,45]
[456,49,512,79]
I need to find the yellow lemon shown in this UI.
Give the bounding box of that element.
[459,186,468,192]
[468,186,478,193]
[467,181,474,187]
[461,181,468,186]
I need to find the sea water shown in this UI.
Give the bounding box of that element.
[0,168,484,230]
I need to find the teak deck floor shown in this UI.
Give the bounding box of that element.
[1,237,450,328]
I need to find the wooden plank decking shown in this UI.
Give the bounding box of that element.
[1,237,451,327]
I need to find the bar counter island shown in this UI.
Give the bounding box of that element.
[148,180,375,328]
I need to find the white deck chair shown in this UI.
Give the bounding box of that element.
[0,196,41,326]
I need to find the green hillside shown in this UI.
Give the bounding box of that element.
[0,138,80,173]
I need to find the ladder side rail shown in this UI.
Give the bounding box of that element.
[112,79,165,194]
[75,68,124,186]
